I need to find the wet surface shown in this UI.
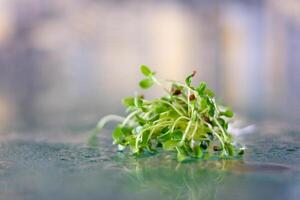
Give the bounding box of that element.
[0,126,299,200]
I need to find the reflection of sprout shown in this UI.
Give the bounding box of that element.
[113,153,244,200]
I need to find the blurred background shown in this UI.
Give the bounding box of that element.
[0,0,299,134]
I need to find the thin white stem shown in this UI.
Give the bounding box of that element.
[214,118,228,140]
[171,116,190,132]
[160,99,185,116]
[152,76,170,94]
[121,110,140,127]
[201,119,225,152]
[135,121,173,150]
[171,97,187,115]
[191,121,198,139]
[180,120,193,145]
[96,115,125,130]
[89,115,125,142]
[146,121,172,142]
[153,116,171,125]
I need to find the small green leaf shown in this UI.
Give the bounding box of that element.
[238,148,245,155]
[200,98,208,110]
[209,107,215,117]
[154,104,168,113]
[141,131,150,146]
[177,148,188,162]
[171,130,183,140]
[220,109,234,118]
[121,126,133,136]
[200,140,209,150]
[217,117,226,127]
[112,125,123,143]
[205,98,215,116]
[193,146,203,158]
[122,97,135,107]
[139,78,154,89]
[225,143,235,156]
[196,82,206,96]
[140,65,153,76]
[185,71,196,87]
[217,118,228,129]
[205,88,215,97]
[161,127,169,134]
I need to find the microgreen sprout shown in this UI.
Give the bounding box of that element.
[89,65,244,161]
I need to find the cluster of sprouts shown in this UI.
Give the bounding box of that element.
[89,66,244,161]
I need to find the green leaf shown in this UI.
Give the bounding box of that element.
[225,143,235,156]
[217,118,228,130]
[185,71,196,87]
[177,148,188,162]
[171,130,183,140]
[205,98,215,117]
[220,109,234,118]
[200,140,209,150]
[154,104,168,113]
[161,127,169,134]
[139,78,154,89]
[140,65,153,76]
[209,107,215,117]
[238,148,245,155]
[112,125,123,143]
[162,140,180,150]
[205,88,215,97]
[200,98,208,110]
[122,97,135,107]
[121,126,133,136]
[196,82,206,96]
[216,117,229,130]
[217,117,226,127]
[193,146,203,158]
[141,131,150,146]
